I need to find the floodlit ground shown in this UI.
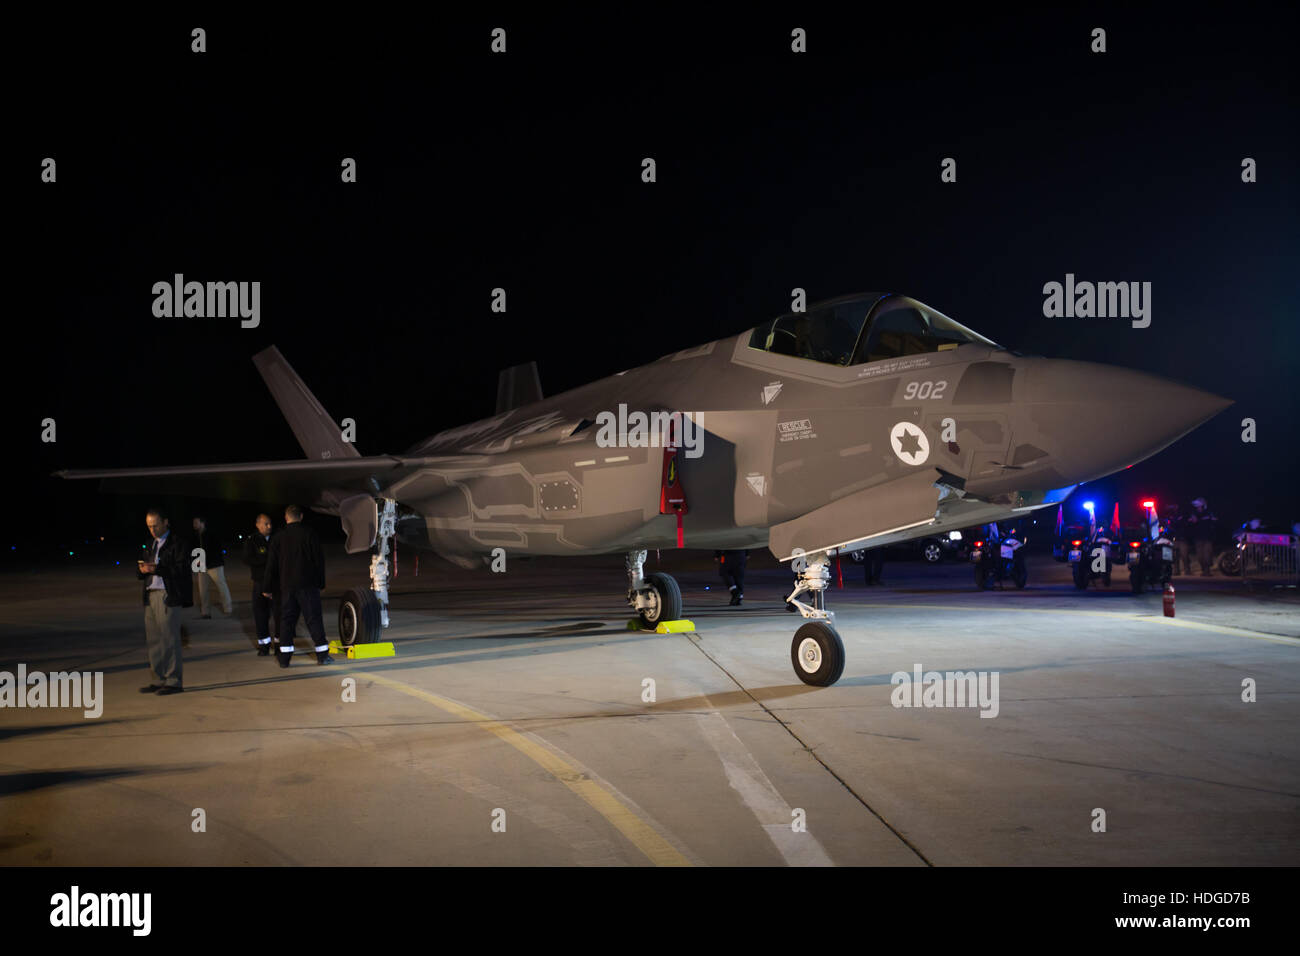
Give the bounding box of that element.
[2,548,1297,866]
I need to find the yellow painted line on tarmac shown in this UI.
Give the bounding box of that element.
[878,604,1300,647]
[356,670,691,866]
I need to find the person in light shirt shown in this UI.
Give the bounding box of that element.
[136,508,193,695]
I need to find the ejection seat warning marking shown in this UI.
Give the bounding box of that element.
[889,422,930,465]
[359,671,692,866]
[857,356,932,379]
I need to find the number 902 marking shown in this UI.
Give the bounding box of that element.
[903,380,947,400]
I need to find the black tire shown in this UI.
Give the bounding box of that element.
[1072,562,1089,590]
[791,621,846,686]
[921,540,943,564]
[338,587,382,645]
[975,564,990,590]
[1013,562,1027,589]
[1102,571,1111,587]
[640,572,682,626]
[1130,568,1143,593]
[1218,552,1240,576]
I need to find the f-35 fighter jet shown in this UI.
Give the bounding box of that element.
[59,292,1230,685]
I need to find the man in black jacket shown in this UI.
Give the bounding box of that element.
[262,504,334,667]
[243,513,279,656]
[136,508,192,695]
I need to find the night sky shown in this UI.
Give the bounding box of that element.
[10,8,1298,560]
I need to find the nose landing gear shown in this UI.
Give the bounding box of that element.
[785,551,845,686]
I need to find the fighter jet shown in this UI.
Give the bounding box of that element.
[58,292,1230,685]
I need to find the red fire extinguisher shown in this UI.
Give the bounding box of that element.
[1163,582,1175,618]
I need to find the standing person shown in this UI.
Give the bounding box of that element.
[714,549,748,605]
[262,505,334,667]
[1167,503,1192,576]
[243,513,279,656]
[1187,497,1218,576]
[191,515,233,618]
[136,508,192,695]
[862,549,885,585]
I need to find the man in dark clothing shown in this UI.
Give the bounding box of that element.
[243,513,279,656]
[862,548,885,585]
[714,549,748,605]
[191,515,233,617]
[1187,497,1218,575]
[1167,503,1192,575]
[136,508,192,695]
[262,504,333,666]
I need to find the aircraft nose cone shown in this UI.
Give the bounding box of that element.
[1021,360,1231,481]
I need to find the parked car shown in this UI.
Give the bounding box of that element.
[849,529,970,565]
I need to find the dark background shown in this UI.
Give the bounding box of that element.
[9,8,1298,565]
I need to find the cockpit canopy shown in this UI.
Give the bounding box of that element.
[747,293,999,367]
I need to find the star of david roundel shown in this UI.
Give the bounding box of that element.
[889,421,930,465]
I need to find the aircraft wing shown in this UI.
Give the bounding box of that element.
[54,455,477,504]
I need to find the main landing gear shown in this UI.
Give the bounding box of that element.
[785,551,845,686]
[338,497,393,646]
[626,549,682,626]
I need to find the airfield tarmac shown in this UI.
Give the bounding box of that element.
[2,547,1297,867]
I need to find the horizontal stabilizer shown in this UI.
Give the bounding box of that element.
[495,361,543,415]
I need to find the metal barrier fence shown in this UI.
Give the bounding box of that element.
[1239,533,1299,589]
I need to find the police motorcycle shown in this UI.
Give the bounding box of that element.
[970,523,1027,590]
[1069,501,1117,589]
[1128,502,1174,593]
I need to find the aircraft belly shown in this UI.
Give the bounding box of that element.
[397,442,667,558]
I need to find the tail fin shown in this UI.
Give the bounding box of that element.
[252,346,360,460]
[495,360,544,415]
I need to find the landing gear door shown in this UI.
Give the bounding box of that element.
[339,493,378,554]
[768,470,940,561]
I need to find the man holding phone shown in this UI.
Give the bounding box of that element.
[137,507,193,695]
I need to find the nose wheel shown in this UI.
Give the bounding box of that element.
[791,621,845,686]
[785,550,846,685]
